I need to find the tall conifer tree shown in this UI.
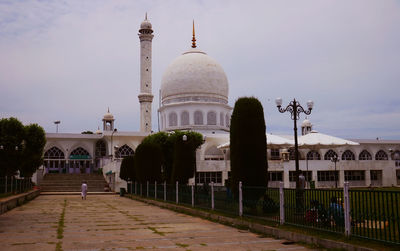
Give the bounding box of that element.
[230,97,268,197]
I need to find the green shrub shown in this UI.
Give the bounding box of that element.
[119,155,135,181]
[134,142,163,183]
[170,131,203,183]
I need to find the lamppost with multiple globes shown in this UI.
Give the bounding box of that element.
[275,98,313,211]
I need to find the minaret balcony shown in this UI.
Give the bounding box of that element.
[138,93,154,103]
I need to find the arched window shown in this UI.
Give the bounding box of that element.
[324,149,337,160]
[204,145,224,160]
[225,114,230,127]
[392,150,400,160]
[359,150,372,160]
[220,112,224,126]
[207,111,217,125]
[194,111,203,125]
[307,150,321,160]
[44,147,65,171]
[95,140,107,158]
[375,150,388,160]
[288,148,303,160]
[70,147,91,159]
[168,112,177,127]
[181,111,189,126]
[44,147,64,159]
[342,150,355,160]
[116,144,134,158]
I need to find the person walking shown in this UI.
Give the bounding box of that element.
[81,181,88,200]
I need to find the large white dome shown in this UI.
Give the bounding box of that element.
[161,48,228,105]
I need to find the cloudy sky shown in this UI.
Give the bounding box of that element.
[1,0,399,139]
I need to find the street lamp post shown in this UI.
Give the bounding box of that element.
[331,155,340,188]
[54,121,60,133]
[110,128,117,160]
[276,98,313,211]
[114,145,119,159]
[182,134,195,186]
[182,134,197,203]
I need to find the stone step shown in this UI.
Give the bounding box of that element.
[40,187,106,192]
[40,182,107,185]
[40,188,106,191]
[40,184,106,188]
[41,182,106,186]
[40,173,108,192]
[43,174,105,180]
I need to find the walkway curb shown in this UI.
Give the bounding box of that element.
[0,189,40,215]
[128,195,376,251]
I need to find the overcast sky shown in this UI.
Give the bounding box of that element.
[1,0,399,139]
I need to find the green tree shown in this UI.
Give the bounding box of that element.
[170,131,203,183]
[20,124,46,177]
[119,155,135,181]
[0,118,25,177]
[230,97,268,198]
[134,142,163,183]
[141,132,172,182]
[136,130,204,184]
[0,118,46,178]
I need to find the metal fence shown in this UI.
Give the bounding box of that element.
[0,176,33,196]
[128,181,400,245]
[349,189,400,244]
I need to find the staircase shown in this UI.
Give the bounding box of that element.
[40,173,108,192]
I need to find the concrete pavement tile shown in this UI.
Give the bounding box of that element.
[0,195,313,251]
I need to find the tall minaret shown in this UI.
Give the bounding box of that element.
[138,13,154,133]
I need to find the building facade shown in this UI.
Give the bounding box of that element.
[39,15,400,191]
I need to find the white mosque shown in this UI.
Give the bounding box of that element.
[39,16,400,191]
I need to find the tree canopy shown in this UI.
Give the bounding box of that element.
[119,155,135,182]
[230,97,268,196]
[141,131,172,181]
[134,142,163,183]
[133,130,204,184]
[20,124,46,177]
[0,117,46,177]
[170,131,203,183]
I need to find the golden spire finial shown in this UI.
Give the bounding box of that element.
[192,20,196,48]
[107,107,110,113]
[145,12,147,20]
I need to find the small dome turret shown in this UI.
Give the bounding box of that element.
[102,108,115,131]
[301,117,313,135]
[95,126,102,134]
[302,119,312,127]
[103,110,114,121]
[139,13,153,34]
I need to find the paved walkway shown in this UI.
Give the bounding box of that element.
[0,195,313,251]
